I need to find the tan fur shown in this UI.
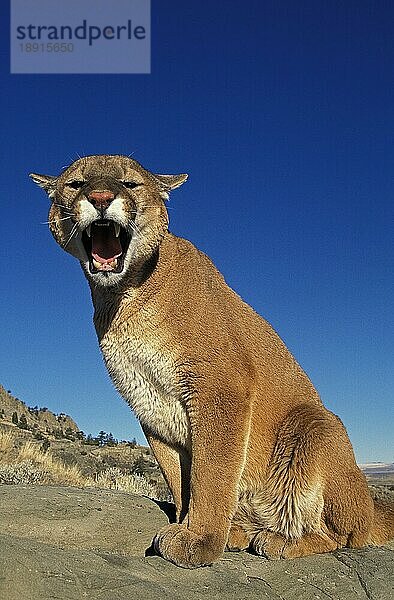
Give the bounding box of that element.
[30,154,393,568]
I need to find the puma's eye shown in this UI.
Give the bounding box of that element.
[122,181,141,189]
[67,180,85,189]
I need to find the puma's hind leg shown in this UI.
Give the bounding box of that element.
[246,403,373,559]
[226,524,251,551]
[252,530,339,559]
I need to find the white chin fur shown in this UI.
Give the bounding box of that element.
[82,263,126,287]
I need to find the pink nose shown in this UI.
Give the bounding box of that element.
[88,190,115,210]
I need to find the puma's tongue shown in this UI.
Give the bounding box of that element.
[91,222,122,264]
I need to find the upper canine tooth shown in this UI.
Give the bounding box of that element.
[114,223,120,237]
[86,224,92,237]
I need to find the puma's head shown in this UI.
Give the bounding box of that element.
[30,155,188,287]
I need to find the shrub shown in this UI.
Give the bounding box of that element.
[0,461,47,485]
[40,439,51,453]
[94,467,168,500]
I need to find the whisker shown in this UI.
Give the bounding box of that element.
[41,216,72,225]
[53,202,73,212]
[130,221,142,237]
[140,205,174,213]
[64,223,79,249]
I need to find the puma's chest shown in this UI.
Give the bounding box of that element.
[99,328,190,448]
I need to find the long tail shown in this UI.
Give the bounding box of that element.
[368,498,394,545]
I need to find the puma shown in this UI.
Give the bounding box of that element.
[30,154,393,568]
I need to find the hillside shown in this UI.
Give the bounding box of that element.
[0,384,167,498]
[0,384,79,438]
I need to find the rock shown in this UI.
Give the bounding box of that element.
[0,485,392,600]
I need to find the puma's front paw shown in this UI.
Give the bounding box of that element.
[153,524,224,568]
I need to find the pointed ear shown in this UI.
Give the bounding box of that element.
[153,173,188,191]
[29,173,57,196]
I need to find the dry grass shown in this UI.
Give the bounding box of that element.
[0,430,168,500]
[0,432,87,486]
[17,441,87,486]
[0,430,15,453]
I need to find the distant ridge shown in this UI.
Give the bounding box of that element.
[359,463,394,474]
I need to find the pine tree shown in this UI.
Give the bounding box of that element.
[97,431,107,446]
[18,414,28,430]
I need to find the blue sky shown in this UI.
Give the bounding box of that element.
[0,1,392,462]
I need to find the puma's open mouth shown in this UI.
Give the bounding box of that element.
[82,220,131,274]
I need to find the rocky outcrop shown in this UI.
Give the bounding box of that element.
[0,385,79,436]
[0,485,392,600]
